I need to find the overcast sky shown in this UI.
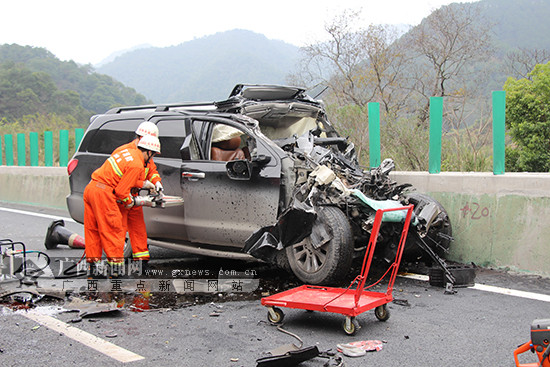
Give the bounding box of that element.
[1,0,477,65]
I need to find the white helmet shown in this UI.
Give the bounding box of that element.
[137,134,161,153]
[135,121,159,138]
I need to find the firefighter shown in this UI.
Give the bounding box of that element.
[113,121,163,270]
[83,134,161,277]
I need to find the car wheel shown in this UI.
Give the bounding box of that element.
[286,206,353,285]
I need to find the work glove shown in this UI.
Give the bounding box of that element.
[154,181,164,198]
[133,195,156,208]
[125,198,135,209]
[142,180,155,190]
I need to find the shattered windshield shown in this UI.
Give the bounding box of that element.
[259,116,318,140]
[240,102,324,140]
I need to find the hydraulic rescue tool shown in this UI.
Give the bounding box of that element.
[514,319,550,367]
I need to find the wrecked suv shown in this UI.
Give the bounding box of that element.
[67,84,452,285]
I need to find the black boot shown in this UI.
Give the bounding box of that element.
[87,263,104,279]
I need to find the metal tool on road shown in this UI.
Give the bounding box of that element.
[261,205,414,335]
[1,239,28,280]
[514,319,550,367]
[1,239,49,284]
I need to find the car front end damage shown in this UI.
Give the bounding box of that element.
[243,124,453,285]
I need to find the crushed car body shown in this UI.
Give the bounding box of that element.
[66,84,452,286]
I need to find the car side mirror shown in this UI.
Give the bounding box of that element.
[226,160,252,180]
[252,154,271,166]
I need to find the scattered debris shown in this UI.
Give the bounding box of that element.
[104,331,117,338]
[256,346,320,367]
[230,358,239,362]
[64,297,120,318]
[256,323,327,366]
[31,325,40,331]
[393,298,410,307]
[337,340,384,355]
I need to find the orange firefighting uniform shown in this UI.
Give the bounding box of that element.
[83,145,146,266]
[113,139,161,261]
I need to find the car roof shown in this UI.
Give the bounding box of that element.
[228,84,307,100]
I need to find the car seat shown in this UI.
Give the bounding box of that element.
[211,136,246,161]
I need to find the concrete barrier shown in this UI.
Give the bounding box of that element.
[391,172,550,277]
[0,167,69,210]
[0,167,548,277]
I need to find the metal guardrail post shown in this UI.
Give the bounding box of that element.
[30,132,39,166]
[429,97,443,174]
[59,130,69,167]
[44,131,53,167]
[368,102,381,168]
[492,91,506,175]
[5,134,14,166]
[17,133,26,166]
[75,128,84,153]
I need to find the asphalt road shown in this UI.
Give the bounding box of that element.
[1,202,550,367]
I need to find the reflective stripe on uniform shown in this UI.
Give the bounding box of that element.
[107,260,124,266]
[132,251,150,259]
[107,157,123,177]
[150,173,160,181]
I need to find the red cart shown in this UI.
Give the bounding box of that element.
[262,205,414,335]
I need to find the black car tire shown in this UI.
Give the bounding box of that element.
[286,206,353,285]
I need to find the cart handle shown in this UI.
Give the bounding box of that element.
[321,275,362,311]
[354,205,414,306]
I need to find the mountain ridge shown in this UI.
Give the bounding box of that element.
[97,29,300,103]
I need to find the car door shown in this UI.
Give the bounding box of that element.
[179,118,281,249]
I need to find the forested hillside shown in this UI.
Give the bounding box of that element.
[97,29,300,103]
[483,0,550,51]
[95,0,550,105]
[0,44,150,125]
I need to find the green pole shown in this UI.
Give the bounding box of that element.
[17,133,26,166]
[368,102,381,168]
[0,135,3,165]
[44,131,53,167]
[429,97,443,174]
[75,128,84,153]
[5,134,14,166]
[492,91,506,175]
[30,132,39,166]
[59,129,69,167]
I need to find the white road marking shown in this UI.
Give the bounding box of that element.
[22,313,145,363]
[0,207,75,223]
[469,283,550,303]
[399,273,550,303]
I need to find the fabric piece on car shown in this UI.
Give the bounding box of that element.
[211,125,243,143]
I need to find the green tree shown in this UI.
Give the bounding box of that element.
[504,61,550,172]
